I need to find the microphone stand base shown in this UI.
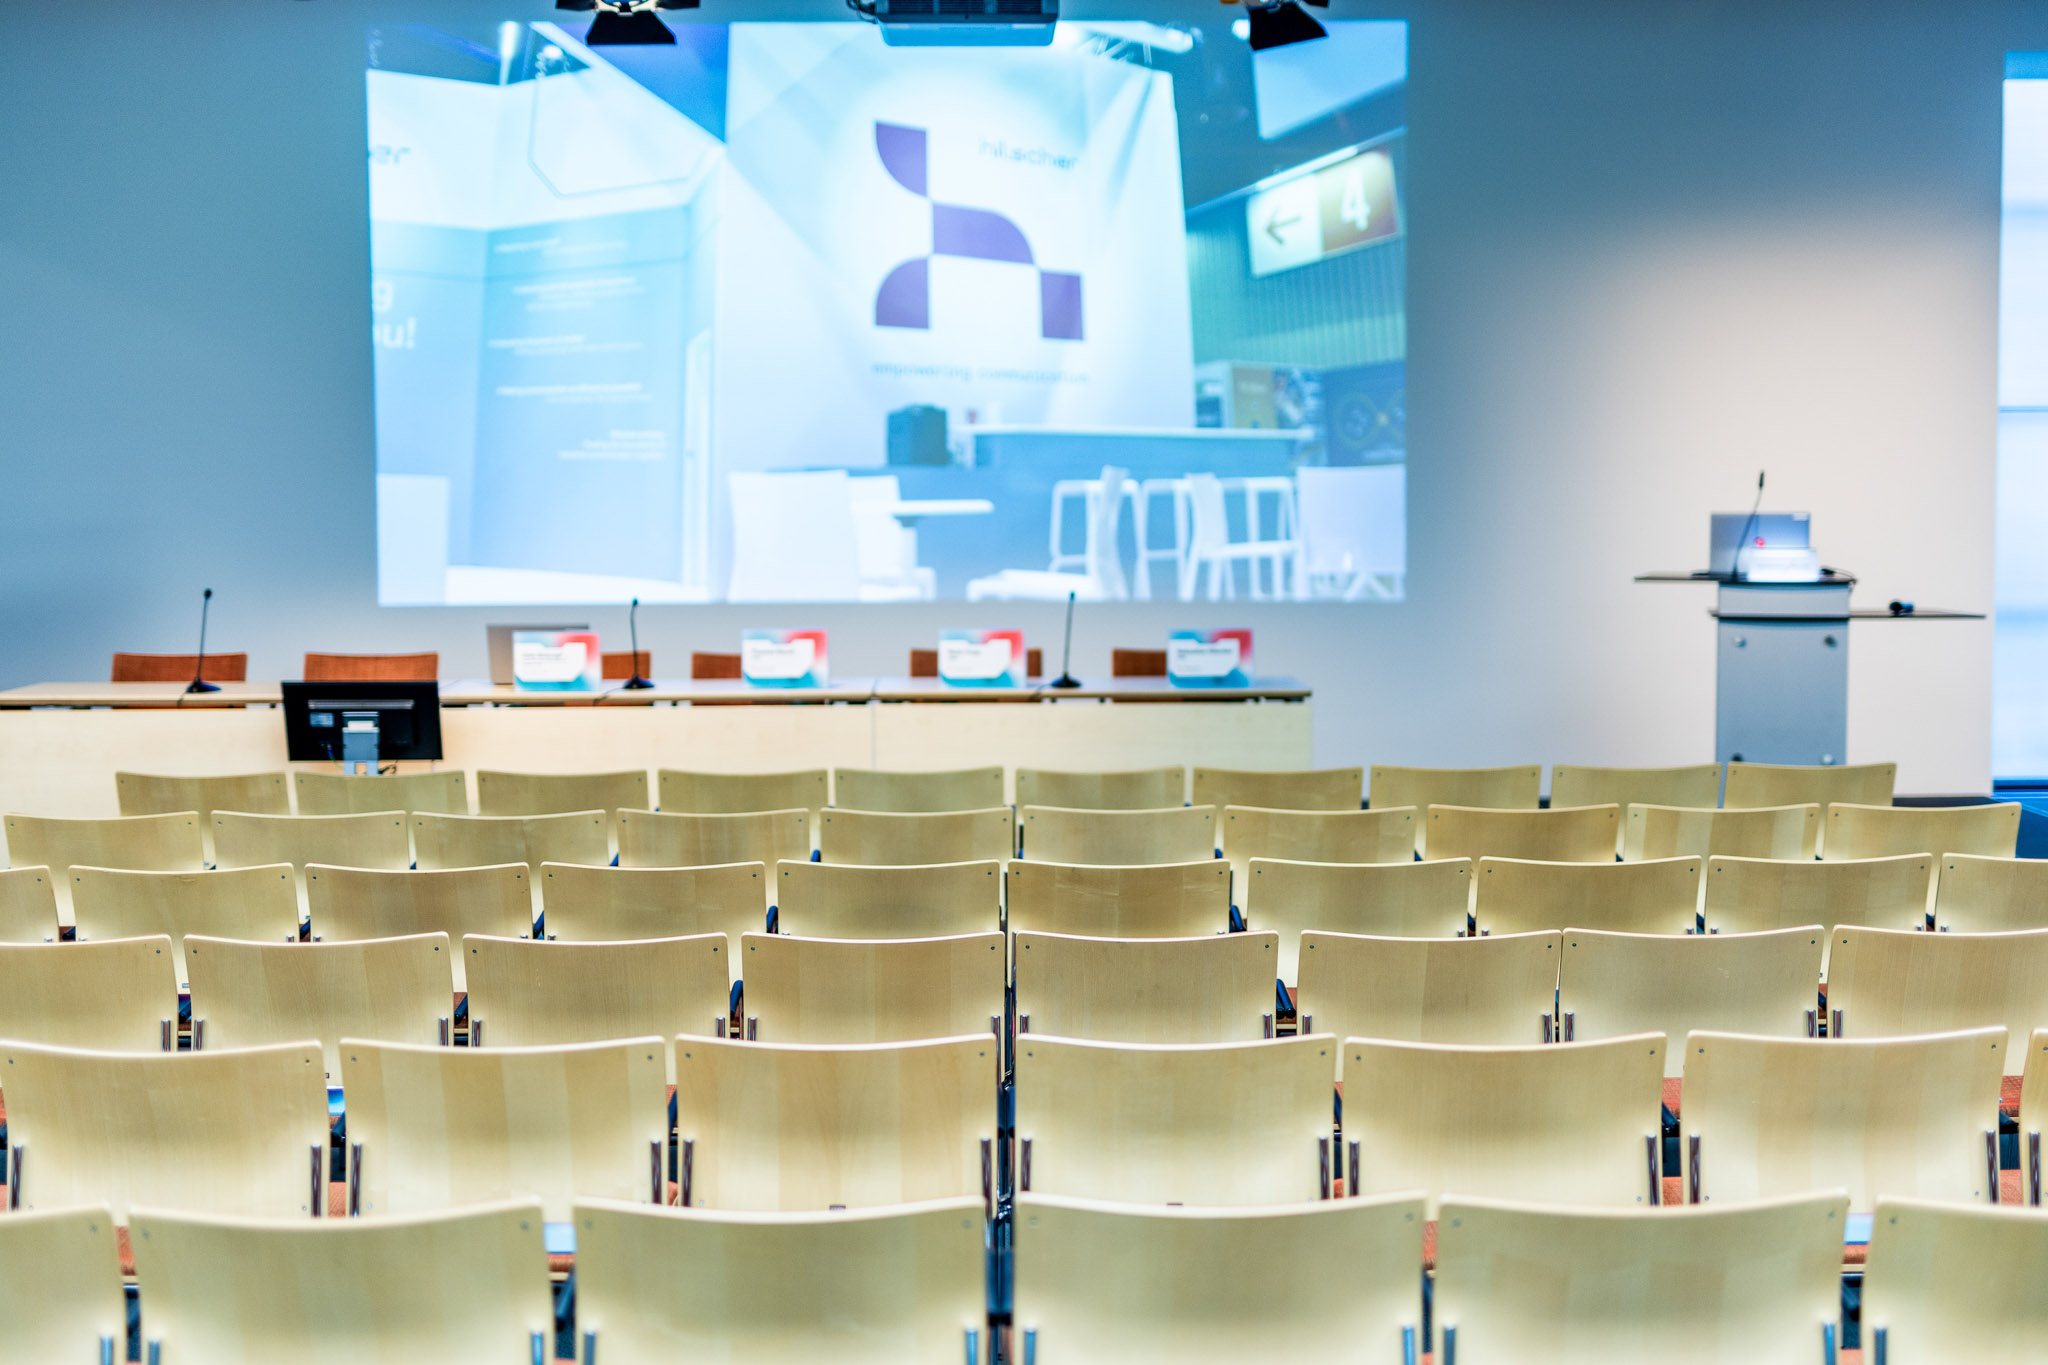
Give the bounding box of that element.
[184,680,221,694]
[1048,676,1082,690]
[618,677,655,690]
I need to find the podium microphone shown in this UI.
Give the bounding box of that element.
[1049,591,1082,689]
[1732,470,1766,582]
[186,588,220,695]
[620,597,654,690]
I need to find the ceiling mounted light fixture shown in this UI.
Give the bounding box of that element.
[555,0,701,47]
[1245,0,1328,52]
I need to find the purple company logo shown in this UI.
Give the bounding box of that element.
[872,121,1083,342]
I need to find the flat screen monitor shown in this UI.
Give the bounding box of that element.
[487,623,589,685]
[281,680,445,763]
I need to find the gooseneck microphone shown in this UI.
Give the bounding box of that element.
[620,597,653,690]
[186,588,220,694]
[1049,590,1082,689]
[1732,470,1766,582]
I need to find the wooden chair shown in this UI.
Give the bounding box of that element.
[1934,852,2048,932]
[412,810,608,876]
[1110,648,1166,677]
[658,768,830,818]
[831,767,1006,813]
[542,861,769,949]
[1369,764,1541,814]
[0,1038,329,1222]
[1548,762,1723,813]
[1340,1034,1667,1217]
[1015,767,1185,811]
[4,811,203,874]
[1702,852,1931,936]
[1623,803,1819,861]
[619,808,810,869]
[1014,932,1281,1043]
[1425,805,1619,863]
[71,866,298,982]
[1296,930,1560,1046]
[129,1201,554,1364]
[1822,926,2048,1072]
[1861,1197,2048,1363]
[909,646,1042,677]
[1012,1193,1425,1363]
[1557,928,1824,1076]
[306,863,531,990]
[601,649,651,680]
[0,937,180,1052]
[775,860,1002,939]
[819,808,1014,866]
[340,1037,669,1220]
[1191,766,1364,812]
[476,770,649,831]
[691,651,742,680]
[673,1034,998,1211]
[0,1205,127,1362]
[2029,1029,2048,1204]
[111,650,248,683]
[1823,801,2021,861]
[212,812,410,906]
[1005,860,1229,938]
[1433,1191,1850,1365]
[1724,759,1896,809]
[463,934,732,1067]
[739,933,1006,1043]
[293,769,467,816]
[0,865,58,942]
[1680,1027,2008,1209]
[1220,806,1416,887]
[1472,856,1701,936]
[1012,1034,1336,1205]
[575,1195,989,1365]
[115,770,288,821]
[301,651,438,680]
[185,933,455,1078]
[1245,859,1474,979]
[1019,805,1215,865]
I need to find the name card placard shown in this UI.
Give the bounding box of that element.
[512,630,601,692]
[938,629,1024,687]
[741,630,829,687]
[1167,629,1252,688]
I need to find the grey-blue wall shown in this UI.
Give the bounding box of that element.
[2,0,2033,789]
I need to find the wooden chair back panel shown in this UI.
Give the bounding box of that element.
[1824,927,2048,1074]
[1369,765,1542,814]
[1548,763,1723,813]
[0,1206,127,1362]
[1019,805,1214,866]
[306,864,531,990]
[1013,932,1279,1044]
[1191,766,1364,812]
[1246,859,1474,976]
[1823,802,2021,861]
[2024,1030,2048,1202]
[832,767,1006,814]
[0,866,59,943]
[212,811,409,877]
[619,808,810,870]
[542,861,768,949]
[1014,767,1185,811]
[70,865,298,979]
[775,860,1001,939]
[658,769,830,818]
[1425,805,1620,864]
[4,812,204,875]
[819,808,1013,867]
[1624,803,1819,862]
[301,652,438,681]
[1862,1196,2048,1363]
[111,651,248,683]
[411,811,607,875]
[1004,860,1229,938]
[1222,806,1415,885]
[1473,856,1701,937]
[0,937,180,1052]
[1724,760,1896,810]
[293,770,467,816]
[1934,853,2048,933]
[116,771,288,821]
[601,650,651,681]
[691,652,743,680]
[740,933,1006,1044]
[1702,854,1931,937]
[1295,931,1560,1047]
[476,770,649,825]
[1110,648,1167,677]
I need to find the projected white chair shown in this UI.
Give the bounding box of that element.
[1191,766,1364,812]
[739,932,1005,1044]
[0,865,57,942]
[0,1205,126,1365]
[775,860,1002,939]
[1702,852,1932,936]
[1013,932,1281,1043]
[1471,856,1701,936]
[1623,803,1819,861]
[1295,930,1561,1046]
[728,470,864,603]
[463,934,732,1065]
[1823,801,2021,860]
[1293,464,1405,602]
[1246,859,1475,981]
[1861,1197,2048,1363]
[1821,926,2048,1071]
[0,937,181,1052]
[968,464,1131,602]
[1179,472,1298,600]
[1005,860,1230,938]
[1012,1193,1425,1365]
[1934,852,2048,932]
[847,472,939,601]
[294,769,467,816]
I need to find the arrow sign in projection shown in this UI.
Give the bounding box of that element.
[1244,141,1401,279]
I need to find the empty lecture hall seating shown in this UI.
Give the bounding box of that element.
[1370,763,1543,812]
[1822,800,2022,860]
[1245,858,1475,975]
[1702,852,1932,935]
[1018,804,1215,865]
[738,932,1006,1043]
[414,809,607,876]
[183,933,455,1075]
[293,767,467,815]
[621,807,810,868]
[658,766,829,818]
[5,811,204,876]
[1014,766,1185,810]
[818,807,1014,865]
[71,863,299,962]
[307,861,533,963]
[542,860,769,942]
[1819,925,2048,1065]
[1624,802,1820,861]
[775,859,1002,938]
[1013,931,1280,1042]
[1861,1198,2048,1361]
[1190,764,1364,811]
[831,766,1005,813]
[0,864,57,941]
[115,769,288,821]
[1723,759,1897,810]
[1548,761,1724,811]
[1004,859,1229,938]
[1424,804,1620,863]
[0,936,180,1051]
[476,768,649,828]
[0,1205,126,1362]
[1218,805,1415,882]
[463,933,732,1061]
[1294,930,1560,1045]
[1933,851,2048,931]
[1471,855,1701,936]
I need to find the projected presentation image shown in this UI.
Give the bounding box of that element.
[1999,55,2048,776]
[367,17,1407,605]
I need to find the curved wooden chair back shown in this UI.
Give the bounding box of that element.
[620,808,809,869]
[293,770,466,816]
[301,651,438,681]
[1190,766,1364,812]
[1473,856,1700,936]
[1434,1192,1850,1365]
[1340,1033,1666,1217]
[1246,859,1474,976]
[1680,1027,2008,1209]
[1624,803,1819,861]
[463,934,731,1071]
[1369,764,1541,813]
[111,651,248,683]
[542,861,768,947]
[341,1038,669,1221]
[0,1038,328,1223]
[1934,853,2048,933]
[1011,1034,1336,1206]
[1824,927,2048,1073]
[476,770,649,829]
[819,808,1013,866]
[1724,759,1896,810]
[5,812,204,874]
[0,937,180,1052]
[70,865,297,980]
[1014,932,1279,1044]
[575,1196,989,1365]
[1425,805,1620,864]
[774,860,1001,939]
[307,863,531,989]
[0,1205,126,1363]
[1862,1197,2048,1363]
[129,1201,553,1364]
[1109,648,1166,677]
[213,810,408,872]
[1019,805,1214,866]
[1548,763,1723,813]
[1558,927,1823,1077]
[1015,767,1185,811]
[601,650,651,680]
[412,810,607,875]
[0,866,59,942]
[2024,1030,2048,1203]
[831,766,1006,813]
[672,1034,998,1211]
[691,651,742,680]
[1295,931,1560,1046]
[185,933,454,1079]
[659,768,830,818]
[740,933,1005,1044]
[1702,853,1931,937]
[1823,801,2020,861]
[1013,1193,1425,1362]
[1005,860,1229,938]
[116,771,288,822]
[1221,806,1416,886]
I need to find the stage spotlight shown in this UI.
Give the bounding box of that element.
[1245,0,1327,52]
[556,0,700,47]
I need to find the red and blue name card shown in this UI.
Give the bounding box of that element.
[510,629,601,691]
[1166,629,1252,687]
[937,629,1025,687]
[741,629,829,687]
